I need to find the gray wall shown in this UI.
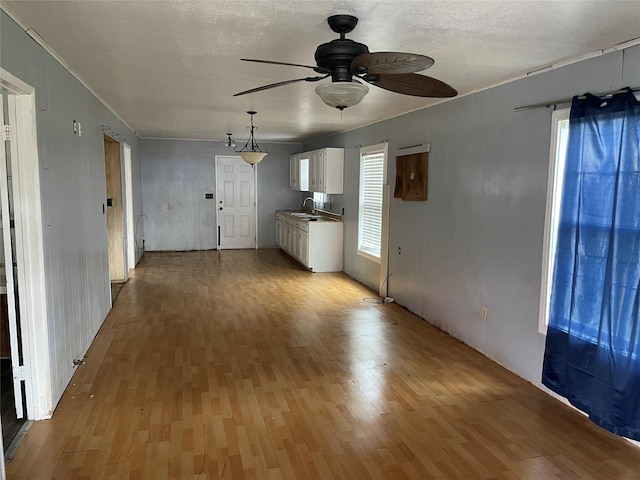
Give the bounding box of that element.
[141,139,302,250]
[304,45,640,388]
[1,11,144,408]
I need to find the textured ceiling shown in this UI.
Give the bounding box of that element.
[3,1,640,143]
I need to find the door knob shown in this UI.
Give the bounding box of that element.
[219,207,223,210]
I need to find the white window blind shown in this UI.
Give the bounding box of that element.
[358,145,387,262]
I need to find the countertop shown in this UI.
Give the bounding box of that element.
[277,210,343,222]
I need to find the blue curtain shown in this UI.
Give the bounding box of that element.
[542,88,640,440]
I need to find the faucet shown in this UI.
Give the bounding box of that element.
[302,196,315,213]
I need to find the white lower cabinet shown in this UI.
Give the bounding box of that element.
[298,230,309,266]
[276,212,342,272]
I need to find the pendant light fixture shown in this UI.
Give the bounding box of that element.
[223,132,236,148]
[235,111,268,165]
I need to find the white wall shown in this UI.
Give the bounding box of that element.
[141,139,302,250]
[304,45,640,388]
[0,11,144,413]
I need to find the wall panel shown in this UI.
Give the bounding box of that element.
[304,45,640,389]
[0,10,144,413]
[141,140,301,250]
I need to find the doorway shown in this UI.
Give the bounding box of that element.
[0,92,27,454]
[104,135,126,301]
[0,69,50,433]
[215,156,257,250]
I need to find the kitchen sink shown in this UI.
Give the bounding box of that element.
[289,212,333,221]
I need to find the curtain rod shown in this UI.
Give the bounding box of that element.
[514,86,640,112]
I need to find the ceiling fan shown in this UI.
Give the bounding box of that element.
[234,14,457,110]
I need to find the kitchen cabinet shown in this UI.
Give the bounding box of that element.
[308,150,323,192]
[275,211,342,272]
[309,148,343,194]
[289,154,309,191]
[290,148,343,194]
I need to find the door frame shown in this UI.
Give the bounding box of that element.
[379,185,390,297]
[214,155,258,250]
[123,142,136,271]
[104,135,126,282]
[0,68,51,420]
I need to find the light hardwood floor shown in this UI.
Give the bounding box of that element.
[6,250,640,479]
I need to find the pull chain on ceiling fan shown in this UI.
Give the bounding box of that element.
[234,15,457,110]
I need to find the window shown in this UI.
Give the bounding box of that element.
[539,108,570,333]
[313,191,326,206]
[358,143,388,262]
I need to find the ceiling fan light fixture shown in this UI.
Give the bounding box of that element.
[315,81,369,111]
[235,111,268,165]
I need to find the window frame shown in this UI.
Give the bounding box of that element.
[357,143,388,263]
[539,108,570,334]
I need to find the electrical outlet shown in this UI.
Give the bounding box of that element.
[481,306,488,320]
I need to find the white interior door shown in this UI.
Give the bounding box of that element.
[0,94,26,419]
[216,156,257,249]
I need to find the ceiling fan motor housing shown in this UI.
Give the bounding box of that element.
[315,39,369,82]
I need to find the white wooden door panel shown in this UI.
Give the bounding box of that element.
[216,156,256,249]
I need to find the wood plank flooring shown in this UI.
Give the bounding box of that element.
[6,249,640,479]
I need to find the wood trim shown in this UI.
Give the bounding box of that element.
[0,74,52,420]
[123,143,136,270]
[379,185,390,297]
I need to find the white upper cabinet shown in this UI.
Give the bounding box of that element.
[289,153,309,191]
[292,147,343,194]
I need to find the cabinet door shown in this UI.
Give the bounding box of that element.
[307,149,328,193]
[289,225,296,256]
[323,148,344,194]
[288,224,295,254]
[289,154,299,190]
[276,218,285,248]
[283,223,290,253]
[308,151,316,191]
[292,228,300,259]
[317,149,327,192]
[299,231,309,266]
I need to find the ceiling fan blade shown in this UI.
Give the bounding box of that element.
[241,58,329,74]
[366,73,457,98]
[352,52,434,75]
[233,75,328,97]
